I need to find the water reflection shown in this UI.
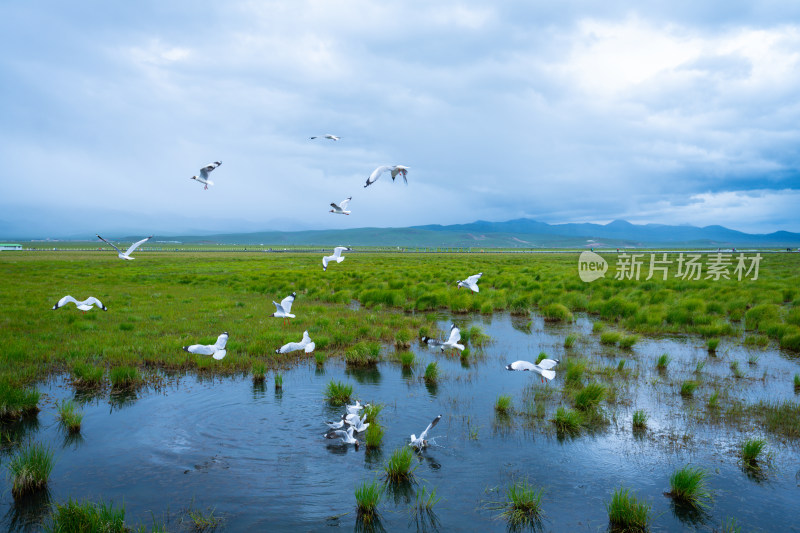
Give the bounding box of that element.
[251,381,266,399]
[108,389,138,412]
[670,499,710,527]
[346,366,382,385]
[3,489,51,533]
[0,417,40,456]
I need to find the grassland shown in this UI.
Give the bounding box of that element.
[0,250,798,391]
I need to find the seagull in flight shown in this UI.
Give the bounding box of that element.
[324,426,359,449]
[272,292,296,325]
[323,247,351,271]
[506,358,560,383]
[330,197,352,215]
[183,332,229,360]
[346,413,370,433]
[310,134,340,141]
[422,324,464,355]
[190,161,221,190]
[52,296,107,312]
[364,165,410,188]
[325,414,349,430]
[346,400,366,415]
[457,273,482,293]
[410,414,441,450]
[275,330,315,354]
[96,235,152,260]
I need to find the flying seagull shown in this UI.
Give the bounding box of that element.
[506,359,560,383]
[346,400,365,415]
[275,330,315,354]
[323,247,351,271]
[52,296,107,312]
[422,324,464,355]
[191,161,222,190]
[272,292,296,325]
[330,197,352,215]
[183,332,229,360]
[310,134,340,141]
[346,413,370,433]
[325,414,349,430]
[324,426,359,449]
[96,234,152,260]
[457,272,483,293]
[410,414,442,450]
[364,165,410,188]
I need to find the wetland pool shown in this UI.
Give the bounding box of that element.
[3,313,799,532]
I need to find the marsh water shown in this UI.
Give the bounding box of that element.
[3,313,799,532]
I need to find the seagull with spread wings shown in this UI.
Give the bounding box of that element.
[457,272,482,293]
[329,197,352,215]
[422,324,465,355]
[183,332,229,360]
[190,161,221,190]
[52,296,107,312]
[310,134,340,141]
[96,234,152,260]
[275,330,315,354]
[410,414,442,450]
[272,292,296,325]
[506,359,560,383]
[364,165,410,188]
[323,247,351,271]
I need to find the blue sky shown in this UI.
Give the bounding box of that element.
[1,1,799,238]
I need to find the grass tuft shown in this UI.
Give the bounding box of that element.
[600,331,622,345]
[398,351,415,368]
[564,333,577,348]
[274,372,283,390]
[541,303,572,322]
[424,362,439,384]
[109,366,142,390]
[70,362,104,389]
[0,382,40,421]
[365,421,384,449]
[251,361,266,383]
[668,465,712,508]
[707,338,720,353]
[495,395,512,414]
[574,382,606,411]
[708,390,720,409]
[355,479,384,524]
[56,400,83,434]
[314,351,326,366]
[46,498,126,532]
[552,406,583,435]
[680,380,698,398]
[324,380,353,405]
[501,479,544,527]
[795,374,800,391]
[619,335,639,349]
[632,409,647,430]
[7,442,55,498]
[384,446,416,483]
[656,353,670,370]
[740,438,767,468]
[606,487,651,532]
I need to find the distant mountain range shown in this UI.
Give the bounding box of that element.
[139,218,800,248]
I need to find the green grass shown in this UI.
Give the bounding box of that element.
[564,333,577,348]
[656,353,671,370]
[501,479,544,527]
[345,341,382,366]
[592,321,605,333]
[541,302,572,322]
[574,382,606,411]
[730,360,744,379]
[324,380,353,405]
[600,331,622,345]
[363,403,383,424]
[668,465,711,508]
[424,362,439,384]
[564,359,586,387]
[740,438,767,468]
[415,484,441,511]
[57,400,83,434]
[314,351,326,366]
[186,506,221,530]
[760,400,800,440]
[707,337,720,353]
[680,380,698,397]
[274,372,283,390]
[495,394,512,414]
[384,446,416,483]
[109,366,142,390]
[355,479,384,523]
[251,361,266,383]
[632,409,647,430]
[45,499,126,533]
[0,381,40,420]
[365,421,384,449]
[606,487,651,532]
[552,406,583,434]
[619,335,639,349]
[398,351,415,368]
[7,442,55,498]
[70,362,104,389]
[794,374,800,390]
[708,390,720,409]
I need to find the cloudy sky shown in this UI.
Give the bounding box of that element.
[2,1,799,238]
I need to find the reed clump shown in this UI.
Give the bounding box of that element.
[495,395,512,414]
[632,409,647,430]
[70,362,104,389]
[251,361,266,383]
[355,480,384,524]
[740,438,767,468]
[109,366,142,390]
[680,380,698,397]
[656,353,670,370]
[0,381,40,421]
[384,447,416,483]
[7,442,55,498]
[541,303,572,322]
[606,487,651,532]
[600,331,622,345]
[564,333,577,348]
[668,465,712,508]
[552,406,583,435]
[274,372,283,390]
[619,335,639,349]
[57,400,83,434]
[501,479,544,527]
[574,382,606,411]
[365,421,384,449]
[325,380,353,405]
[424,362,439,384]
[45,499,126,532]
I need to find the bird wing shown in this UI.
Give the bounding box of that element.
[184,343,215,355]
[273,300,284,313]
[322,256,330,270]
[125,236,153,256]
[96,235,123,255]
[330,203,341,212]
[277,341,303,354]
[304,342,316,353]
[332,246,348,258]
[419,415,442,441]
[199,162,221,180]
[53,295,78,309]
[325,429,347,440]
[340,197,351,210]
[212,349,227,360]
[214,333,228,350]
[84,297,105,309]
[422,336,444,347]
[507,360,535,371]
[466,273,482,285]
[369,165,390,182]
[447,325,461,344]
[539,368,556,381]
[536,358,560,370]
[280,293,295,314]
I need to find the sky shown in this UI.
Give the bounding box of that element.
[1,0,799,238]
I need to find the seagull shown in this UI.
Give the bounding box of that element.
[457,273,483,293]
[410,414,441,450]
[96,235,152,260]
[364,165,410,188]
[324,426,359,449]
[190,161,221,190]
[310,134,340,141]
[325,414,349,430]
[183,332,229,360]
[329,197,352,215]
[52,296,107,312]
[506,359,560,383]
[422,324,464,355]
[323,247,351,271]
[346,413,370,433]
[346,400,365,415]
[275,330,315,354]
[272,292,296,325]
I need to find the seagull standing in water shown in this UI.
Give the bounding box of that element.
[190,161,221,190]
[329,197,352,215]
[422,324,465,355]
[52,296,107,312]
[275,330,315,354]
[457,273,482,293]
[324,426,359,449]
[322,247,351,271]
[272,292,296,325]
[310,134,340,141]
[364,165,410,188]
[410,414,442,450]
[506,359,560,383]
[183,332,229,360]
[96,235,152,260]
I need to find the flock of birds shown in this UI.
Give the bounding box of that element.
[50,139,559,452]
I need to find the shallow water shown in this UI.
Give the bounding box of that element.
[3,313,799,532]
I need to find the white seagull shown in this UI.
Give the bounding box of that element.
[324,426,359,449]
[183,332,229,360]
[329,197,352,215]
[310,134,340,141]
[346,400,365,415]
[422,324,465,355]
[346,413,370,433]
[325,414,349,430]
[275,330,315,354]
[364,165,410,188]
[52,296,107,312]
[457,273,483,293]
[190,161,221,190]
[96,234,152,261]
[410,414,442,450]
[323,247,351,271]
[272,292,296,325]
[506,359,560,383]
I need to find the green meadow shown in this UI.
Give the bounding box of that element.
[1,250,798,392]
